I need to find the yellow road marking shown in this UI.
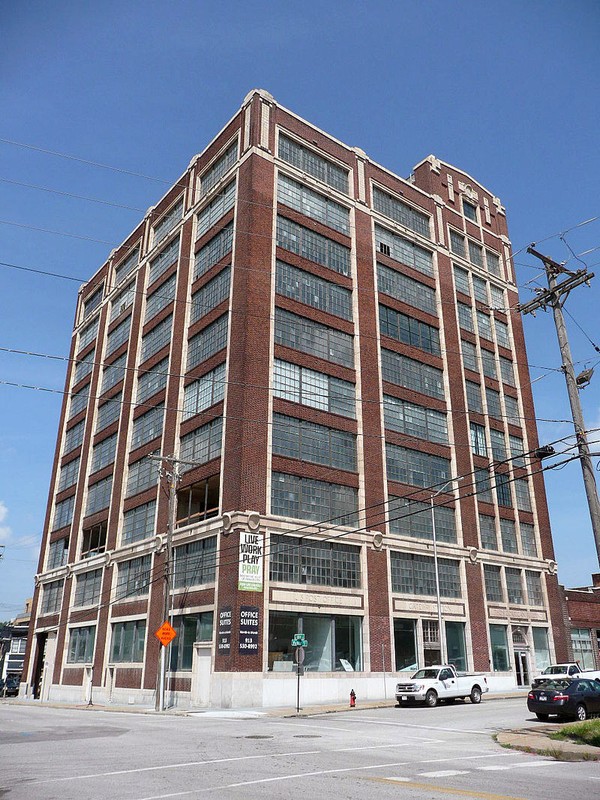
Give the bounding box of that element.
[370,777,527,800]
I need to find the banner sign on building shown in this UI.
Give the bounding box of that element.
[238,530,264,591]
[238,605,260,655]
[217,606,232,654]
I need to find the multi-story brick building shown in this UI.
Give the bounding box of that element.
[561,575,600,670]
[22,89,568,708]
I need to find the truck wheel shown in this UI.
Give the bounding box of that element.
[470,686,482,704]
[425,690,438,708]
[576,703,588,721]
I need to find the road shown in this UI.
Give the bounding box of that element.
[0,698,598,799]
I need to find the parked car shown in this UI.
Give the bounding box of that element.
[1,676,20,697]
[396,665,488,707]
[527,678,600,721]
[531,662,600,688]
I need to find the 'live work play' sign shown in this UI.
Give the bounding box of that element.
[238,530,264,591]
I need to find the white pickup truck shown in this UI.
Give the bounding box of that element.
[396,665,489,707]
[531,662,600,688]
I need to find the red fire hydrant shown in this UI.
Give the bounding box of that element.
[350,689,356,708]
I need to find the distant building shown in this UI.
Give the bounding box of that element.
[23,90,568,708]
[1,599,31,682]
[561,574,600,669]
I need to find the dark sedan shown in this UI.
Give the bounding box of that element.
[527,678,600,721]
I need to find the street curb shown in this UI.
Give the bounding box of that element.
[496,726,600,761]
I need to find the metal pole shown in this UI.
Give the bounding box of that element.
[430,495,445,665]
[548,271,600,565]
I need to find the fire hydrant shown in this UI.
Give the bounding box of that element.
[350,689,356,708]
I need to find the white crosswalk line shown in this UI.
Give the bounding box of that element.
[419,770,471,778]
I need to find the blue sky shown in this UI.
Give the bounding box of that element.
[1,1,599,617]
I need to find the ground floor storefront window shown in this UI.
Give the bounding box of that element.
[532,627,550,671]
[490,624,510,671]
[571,627,596,669]
[268,611,362,672]
[169,612,214,671]
[394,618,466,671]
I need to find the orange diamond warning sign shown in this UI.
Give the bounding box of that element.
[155,621,177,647]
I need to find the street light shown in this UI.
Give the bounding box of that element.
[430,477,462,665]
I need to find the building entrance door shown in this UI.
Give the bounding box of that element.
[514,650,530,686]
[190,643,212,707]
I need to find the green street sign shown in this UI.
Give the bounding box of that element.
[291,634,307,647]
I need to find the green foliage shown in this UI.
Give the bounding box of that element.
[550,719,600,748]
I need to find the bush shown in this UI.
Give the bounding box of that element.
[550,719,600,748]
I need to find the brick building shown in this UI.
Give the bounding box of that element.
[561,574,600,669]
[23,89,568,707]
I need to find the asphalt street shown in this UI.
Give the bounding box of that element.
[1,699,598,799]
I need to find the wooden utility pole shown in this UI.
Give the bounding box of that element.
[518,247,600,566]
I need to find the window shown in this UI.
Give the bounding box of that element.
[183,363,226,419]
[190,267,231,324]
[379,305,440,355]
[275,308,353,367]
[83,286,103,319]
[131,404,164,449]
[268,610,362,672]
[505,568,524,604]
[500,357,515,386]
[481,349,497,380]
[9,638,26,655]
[180,417,223,466]
[500,518,518,553]
[187,314,228,370]
[509,435,524,467]
[483,564,503,602]
[91,433,117,472]
[388,497,456,543]
[106,316,131,357]
[489,428,507,461]
[495,472,512,507]
[176,475,220,526]
[194,222,233,280]
[96,393,122,432]
[457,302,474,332]
[110,281,135,322]
[52,495,75,531]
[140,315,172,362]
[81,521,107,558]
[85,476,112,516]
[122,500,156,545]
[373,187,430,238]
[58,457,80,492]
[116,555,151,599]
[490,624,510,671]
[110,620,146,663]
[278,174,349,234]
[470,423,487,457]
[270,534,360,587]
[74,349,95,384]
[102,353,127,393]
[272,413,357,471]
[474,468,493,503]
[173,537,217,588]
[449,229,466,258]
[385,443,450,487]
[64,420,85,453]
[463,199,478,222]
[277,215,350,275]
[169,612,214,671]
[383,395,447,444]
[197,181,235,238]
[390,551,461,598]
[153,199,183,245]
[571,628,596,670]
[277,261,352,320]
[487,251,502,277]
[377,263,436,316]
[273,359,355,418]
[495,319,510,349]
[148,235,180,285]
[47,537,69,570]
[532,627,551,671]
[476,310,492,341]
[394,619,417,671]
[41,579,64,614]
[461,340,478,373]
[126,453,158,497]
[375,225,433,276]
[526,571,544,606]
[453,265,470,295]
[381,349,444,399]
[271,472,357,526]
[67,626,96,663]
[486,388,502,419]
[468,240,484,268]
[145,272,177,322]
[78,318,99,353]
[278,134,349,193]
[114,247,139,285]
[74,568,102,607]
[479,515,497,550]
[520,522,538,557]
[136,358,169,404]
[515,479,532,512]
[69,386,90,420]
[465,381,482,413]
[200,140,238,196]
[472,275,488,304]
[504,394,519,420]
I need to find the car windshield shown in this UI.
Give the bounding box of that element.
[411,669,440,680]
[542,666,570,674]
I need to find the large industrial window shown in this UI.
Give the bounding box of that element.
[373,188,430,239]
[187,314,228,370]
[102,353,127,393]
[153,199,183,246]
[532,627,551,672]
[190,268,231,324]
[41,579,64,614]
[85,476,113,516]
[140,315,173,363]
[81,521,107,558]
[276,261,352,320]
[169,612,214,671]
[388,497,456,543]
[116,555,152,599]
[273,359,355,418]
[379,304,440,355]
[278,174,349,234]
[269,534,360,588]
[197,181,235,238]
[172,537,217,589]
[271,472,357,527]
[74,568,102,607]
[276,216,350,275]
[381,348,444,400]
[183,363,226,420]
[136,358,169,404]
[390,551,461,598]
[385,443,450,488]
[148,235,180,285]
[194,222,233,280]
[377,263,436,316]
[274,308,354,367]
[483,564,503,602]
[489,624,510,671]
[278,134,349,193]
[176,475,220,526]
[446,621,467,671]
[272,413,357,471]
[179,417,223,466]
[384,396,447,444]
[145,272,177,322]
[52,495,75,531]
[126,452,159,497]
[200,140,238,196]
[122,500,156,545]
[67,626,96,663]
[393,619,417,671]
[110,619,146,663]
[268,611,362,672]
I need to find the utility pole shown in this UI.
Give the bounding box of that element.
[518,247,600,566]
